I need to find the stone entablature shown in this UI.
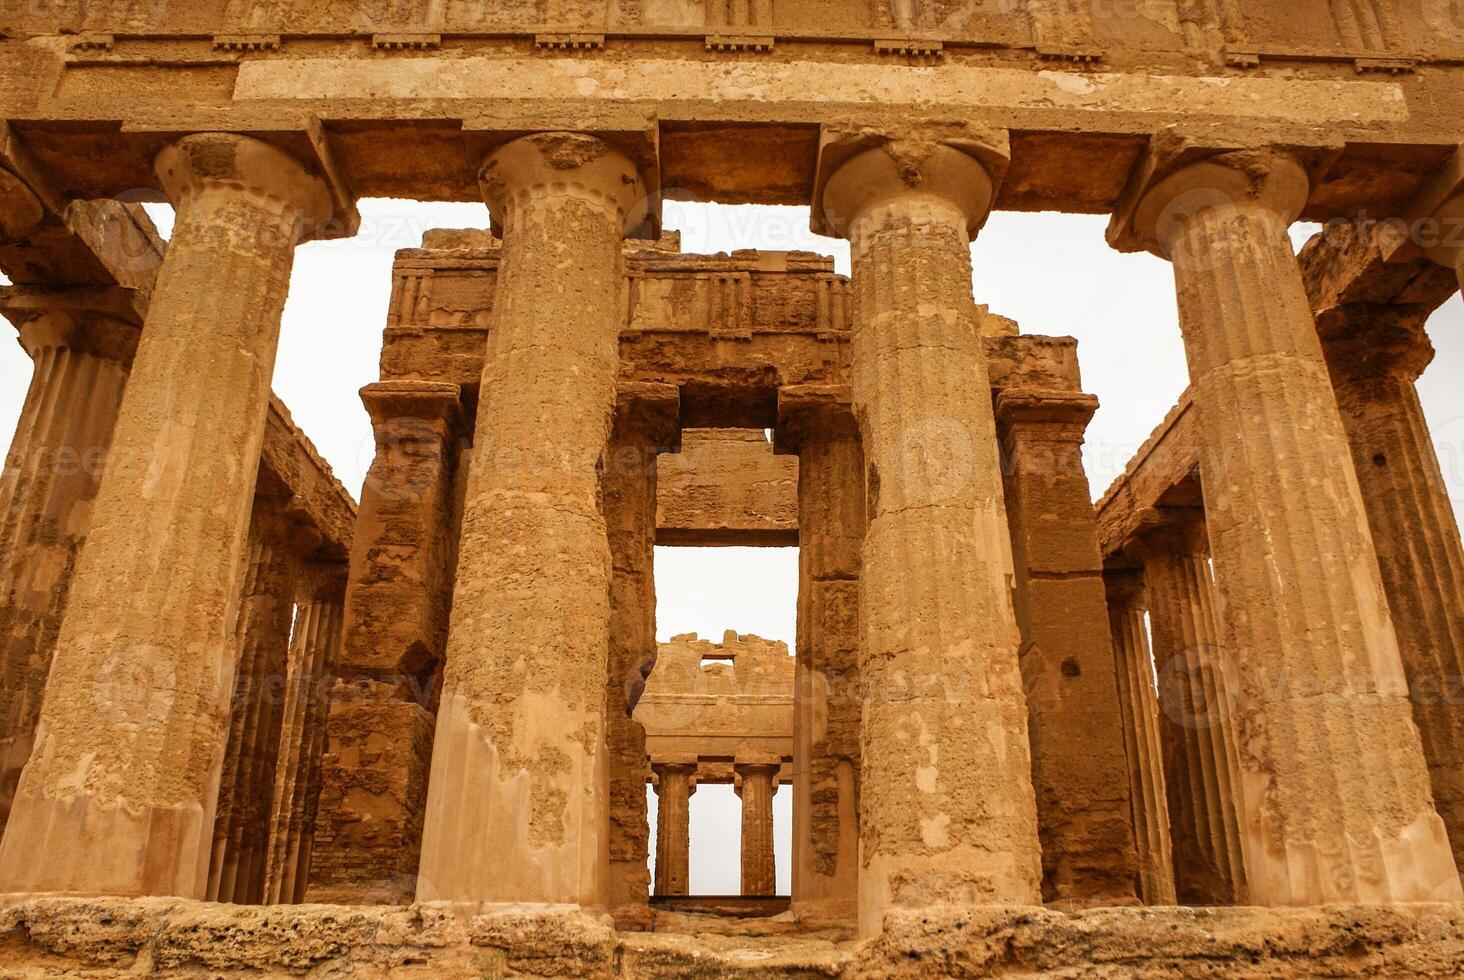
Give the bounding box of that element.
[637,631,794,783]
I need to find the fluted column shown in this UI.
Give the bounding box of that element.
[1325,316,1464,876]
[1103,570,1177,906]
[653,760,696,897]
[417,133,648,907]
[1129,520,1247,906]
[605,383,679,922]
[778,386,863,920]
[736,758,780,898]
[207,505,297,905]
[1117,149,1461,904]
[996,390,1140,906]
[0,296,138,832]
[263,560,346,905]
[815,128,1043,936]
[0,134,342,898]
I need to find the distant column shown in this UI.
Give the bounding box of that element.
[0,293,138,831]
[605,383,679,922]
[996,389,1140,906]
[1129,518,1247,906]
[778,385,863,920]
[653,760,697,897]
[1103,569,1177,907]
[0,133,343,898]
[737,758,780,898]
[1325,315,1464,877]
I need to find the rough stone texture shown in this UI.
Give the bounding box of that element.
[996,389,1140,908]
[0,134,341,898]
[1103,570,1177,907]
[1113,148,1462,905]
[416,134,646,906]
[819,130,1043,935]
[0,897,1461,977]
[658,429,798,546]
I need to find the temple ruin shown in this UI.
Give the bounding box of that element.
[2,1,1464,974]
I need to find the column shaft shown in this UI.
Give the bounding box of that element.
[0,309,135,830]
[417,134,646,905]
[1327,325,1464,876]
[997,392,1140,906]
[1140,152,1460,903]
[821,137,1043,935]
[0,134,335,897]
[1136,523,1248,905]
[653,762,695,896]
[1104,571,1177,906]
[605,386,678,918]
[207,508,296,905]
[737,761,779,897]
[788,406,863,918]
[262,562,345,905]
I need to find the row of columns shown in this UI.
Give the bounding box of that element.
[1,122,1462,933]
[650,758,782,899]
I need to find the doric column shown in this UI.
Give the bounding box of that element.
[1128,519,1247,906]
[0,292,138,831]
[736,757,780,898]
[0,133,344,898]
[1111,149,1461,904]
[652,759,696,897]
[417,133,648,906]
[777,385,863,920]
[605,383,680,923]
[814,127,1043,935]
[207,503,297,905]
[1103,569,1177,906]
[307,381,463,905]
[1324,315,1464,876]
[262,560,346,905]
[996,390,1140,906]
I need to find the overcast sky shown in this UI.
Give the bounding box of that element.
[2,200,1461,897]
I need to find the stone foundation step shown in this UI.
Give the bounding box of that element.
[650,895,791,918]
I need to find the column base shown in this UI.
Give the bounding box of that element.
[0,789,210,898]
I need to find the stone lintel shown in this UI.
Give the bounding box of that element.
[360,380,465,430]
[0,283,146,328]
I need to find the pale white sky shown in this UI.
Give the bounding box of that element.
[2,199,1462,896]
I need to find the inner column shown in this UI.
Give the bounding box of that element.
[815,128,1044,937]
[416,133,648,907]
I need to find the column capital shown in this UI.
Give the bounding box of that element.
[1103,567,1148,610]
[361,380,465,436]
[154,133,351,245]
[479,132,649,236]
[1320,307,1435,387]
[294,559,349,604]
[1109,143,1325,259]
[614,381,681,453]
[0,121,61,246]
[1,286,142,364]
[811,123,1010,239]
[773,383,855,456]
[1124,507,1210,565]
[994,389,1099,433]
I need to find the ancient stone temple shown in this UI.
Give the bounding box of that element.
[1,1,1464,975]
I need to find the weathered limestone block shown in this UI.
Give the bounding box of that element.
[777,385,863,920]
[309,380,463,905]
[417,133,647,906]
[652,759,696,898]
[1324,315,1464,878]
[814,127,1043,935]
[656,429,798,546]
[0,133,343,898]
[0,294,137,831]
[737,757,781,898]
[1128,518,1248,907]
[1112,147,1462,904]
[1103,569,1177,906]
[605,383,679,921]
[996,389,1140,907]
[208,504,298,906]
[262,560,346,906]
